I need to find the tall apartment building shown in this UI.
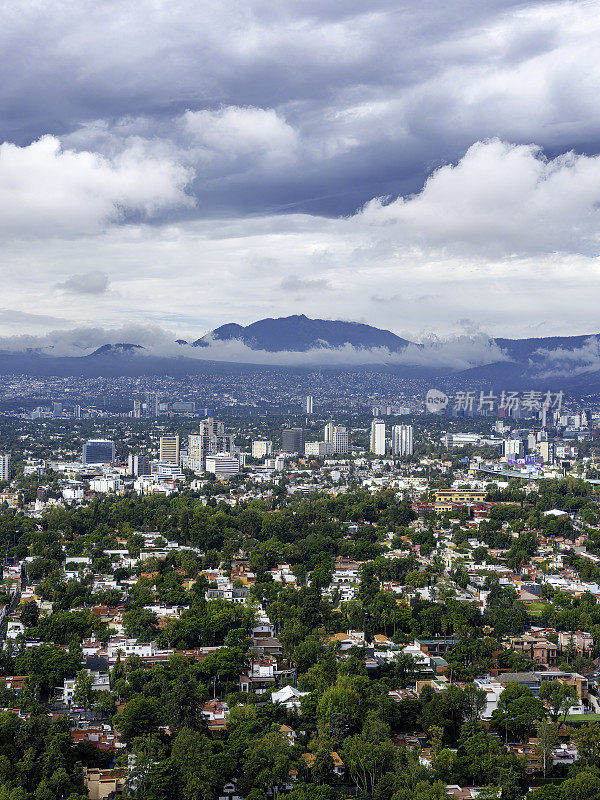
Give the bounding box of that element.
[188,418,235,472]
[503,438,524,459]
[252,440,273,459]
[392,424,413,456]
[159,435,180,465]
[305,396,313,414]
[282,428,304,454]
[83,439,115,465]
[370,419,386,455]
[0,453,11,482]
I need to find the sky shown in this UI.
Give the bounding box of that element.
[2,0,600,347]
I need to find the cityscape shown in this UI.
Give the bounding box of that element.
[2,1,600,799]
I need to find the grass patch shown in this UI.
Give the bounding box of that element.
[526,602,549,615]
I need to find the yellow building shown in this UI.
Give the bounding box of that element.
[434,489,485,505]
[159,435,180,464]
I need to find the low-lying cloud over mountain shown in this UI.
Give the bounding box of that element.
[0,316,598,385]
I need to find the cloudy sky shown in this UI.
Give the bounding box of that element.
[2,0,600,344]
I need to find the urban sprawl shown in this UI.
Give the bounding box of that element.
[0,373,598,800]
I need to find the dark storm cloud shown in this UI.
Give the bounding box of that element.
[1,0,597,217]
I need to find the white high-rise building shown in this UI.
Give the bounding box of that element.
[252,440,273,459]
[0,453,11,482]
[305,396,313,414]
[189,419,235,472]
[370,419,386,455]
[392,424,413,456]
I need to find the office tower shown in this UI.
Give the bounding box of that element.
[252,440,273,459]
[205,454,240,477]
[128,454,150,476]
[74,405,81,419]
[539,441,555,464]
[83,439,115,465]
[370,419,386,455]
[52,402,63,418]
[305,396,313,414]
[325,424,349,454]
[282,428,304,453]
[133,399,141,418]
[159,435,180,464]
[392,424,413,456]
[0,454,11,481]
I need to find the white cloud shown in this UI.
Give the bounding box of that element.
[0,135,193,237]
[534,338,600,379]
[359,139,600,255]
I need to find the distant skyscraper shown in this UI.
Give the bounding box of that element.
[0,453,11,482]
[73,405,81,419]
[159,435,180,464]
[305,395,313,414]
[83,439,115,465]
[392,424,413,456]
[282,428,304,453]
[370,419,386,455]
[52,402,63,418]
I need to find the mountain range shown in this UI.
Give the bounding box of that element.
[0,315,597,388]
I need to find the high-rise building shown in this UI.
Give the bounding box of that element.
[370,419,386,455]
[252,440,273,459]
[128,454,150,476]
[392,424,413,456]
[282,428,304,454]
[188,418,235,472]
[159,435,180,464]
[324,424,349,453]
[83,439,115,465]
[73,405,81,419]
[503,438,524,459]
[305,396,313,414]
[133,399,141,418]
[539,440,555,464]
[52,402,63,418]
[0,453,11,482]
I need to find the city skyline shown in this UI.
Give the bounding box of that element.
[1,1,600,341]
